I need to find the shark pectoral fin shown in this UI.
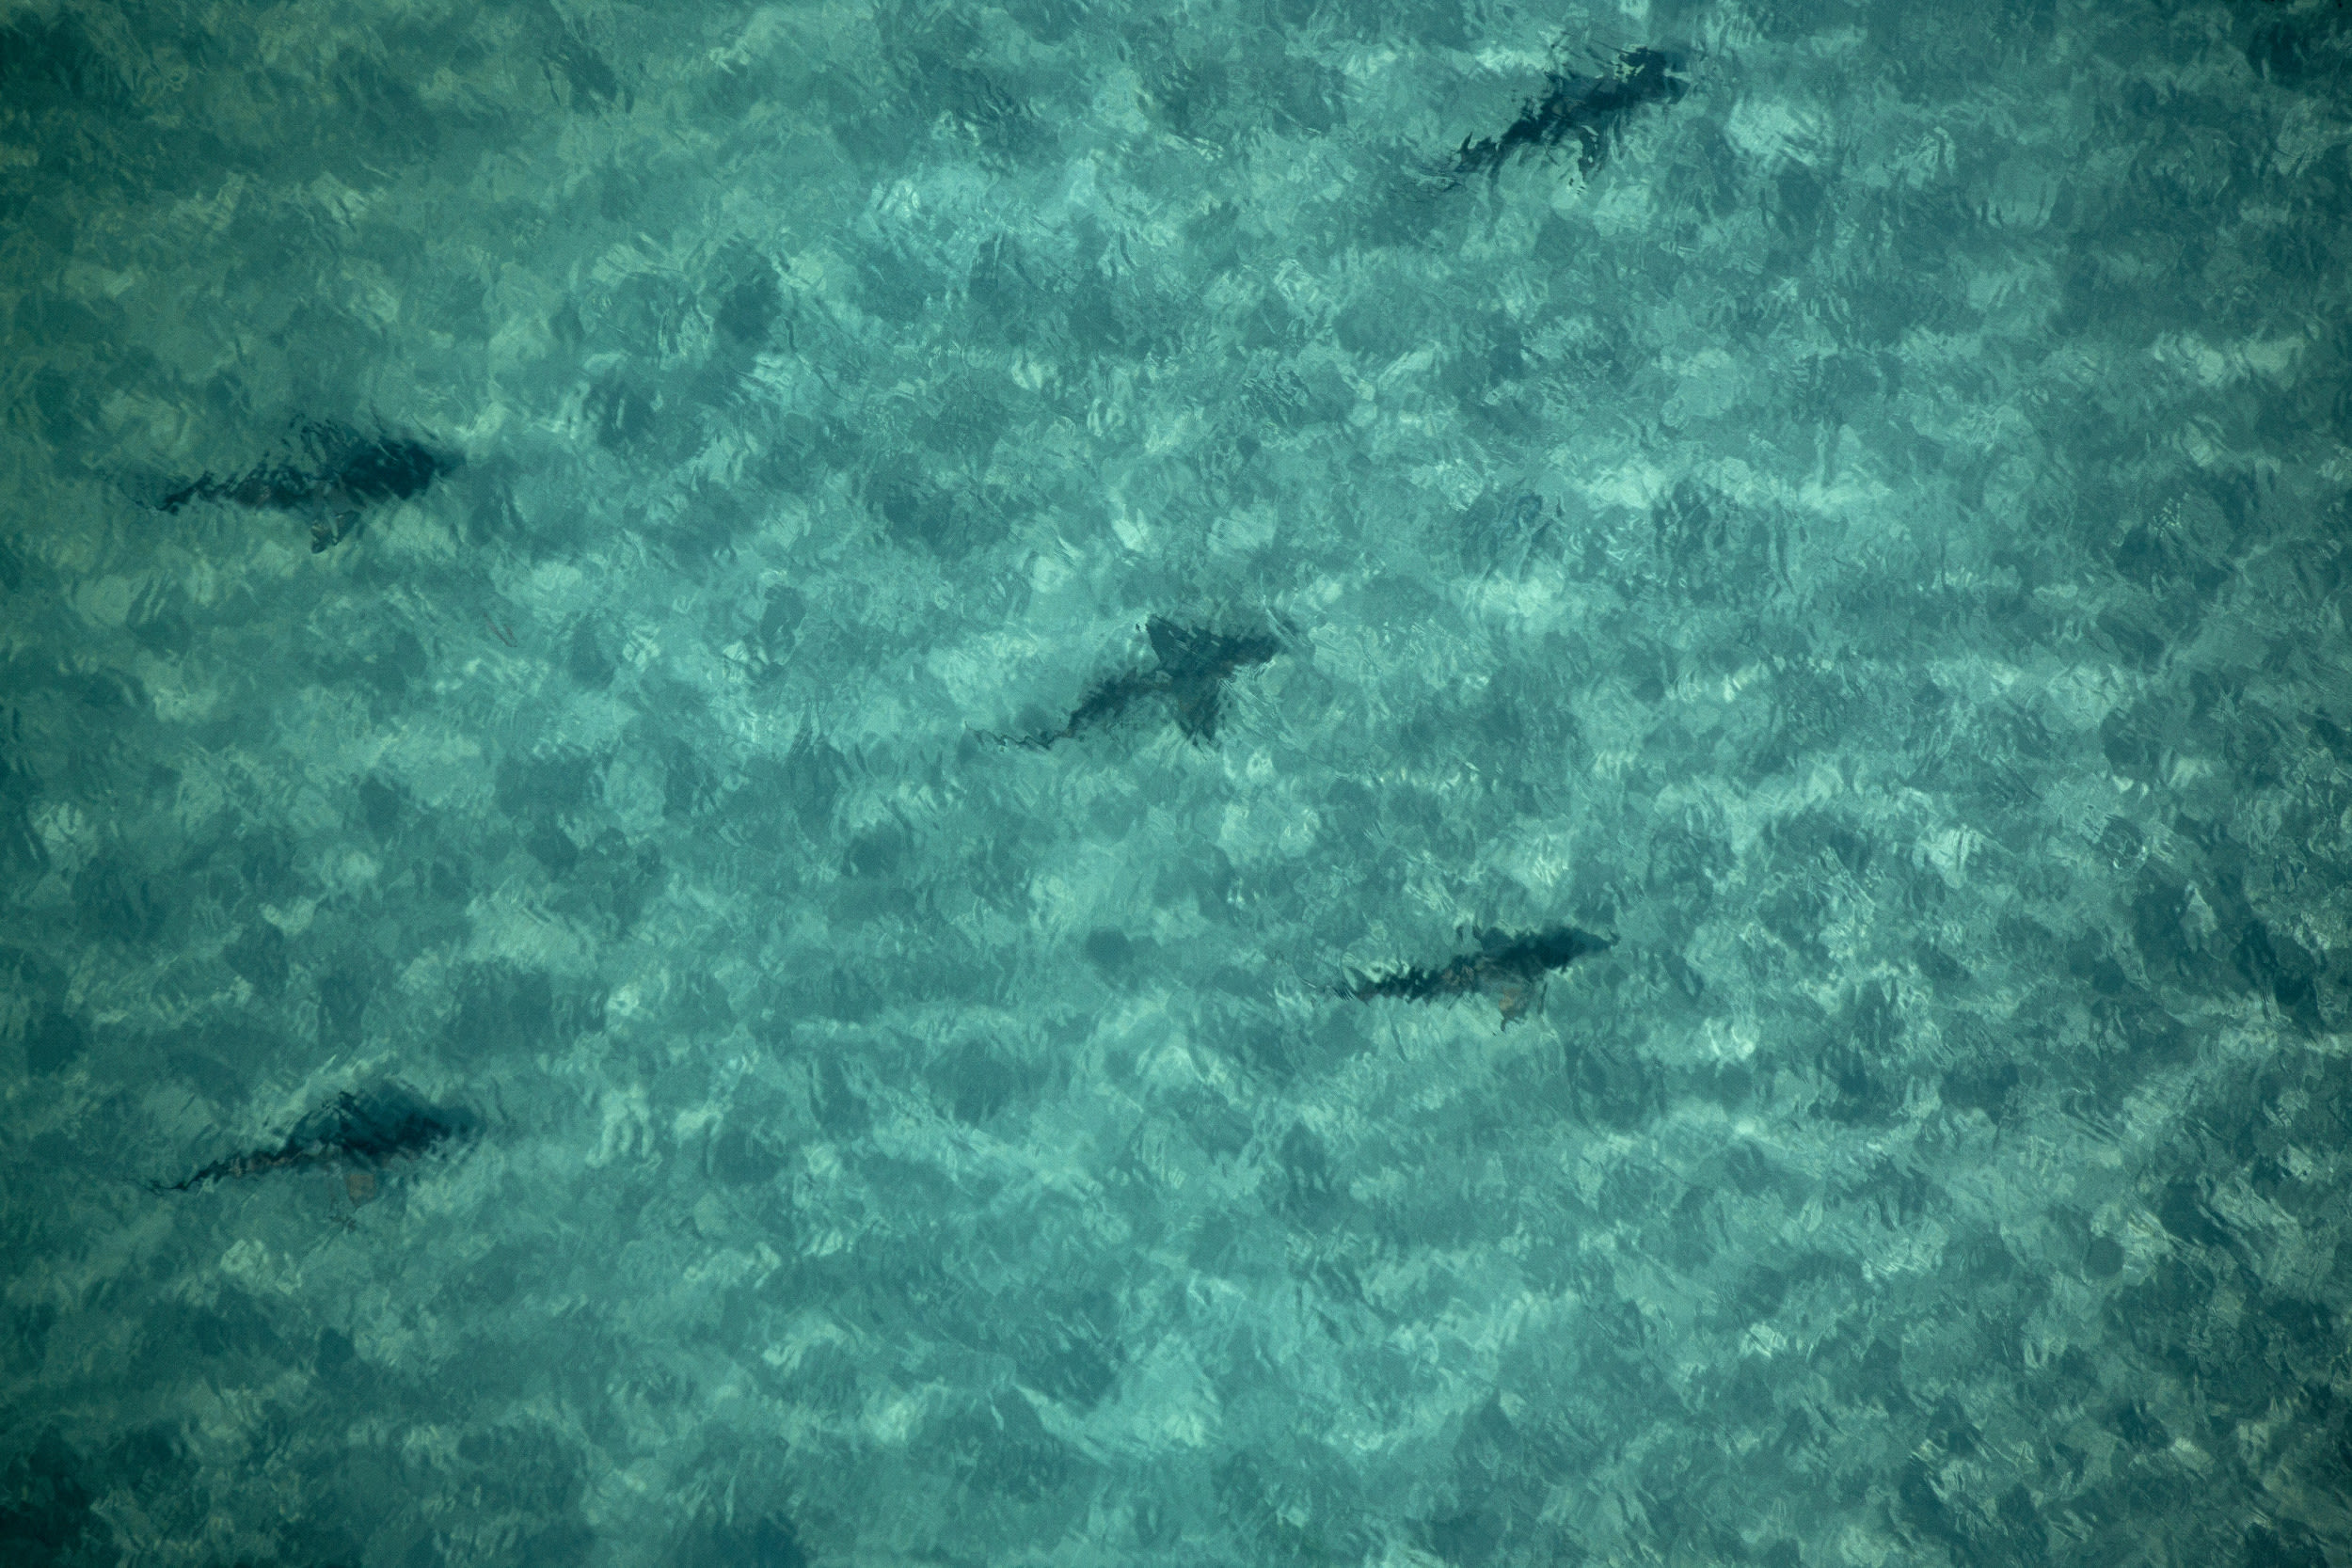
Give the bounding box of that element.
[1171,683,1222,742]
[310,509,360,551]
[1498,976,1553,1030]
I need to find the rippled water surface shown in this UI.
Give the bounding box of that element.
[5,0,2351,1563]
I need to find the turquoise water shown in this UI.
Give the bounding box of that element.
[5,0,2351,1562]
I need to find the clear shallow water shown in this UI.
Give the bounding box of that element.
[4,0,2350,1563]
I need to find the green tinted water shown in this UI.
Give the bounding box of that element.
[4,1,2350,1563]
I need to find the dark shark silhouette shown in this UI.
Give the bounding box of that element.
[1007,617,1279,749]
[159,423,458,551]
[1344,926,1613,1023]
[1146,618,1281,743]
[153,1085,478,1194]
[1454,47,1686,181]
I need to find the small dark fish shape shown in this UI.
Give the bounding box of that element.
[159,423,458,551]
[153,1085,479,1194]
[1454,47,1686,181]
[1009,616,1280,749]
[1345,926,1613,1022]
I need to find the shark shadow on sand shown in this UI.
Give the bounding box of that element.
[158,421,459,551]
[1343,925,1613,1026]
[152,1084,480,1195]
[1450,47,1687,182]
[996,616,1281,750]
